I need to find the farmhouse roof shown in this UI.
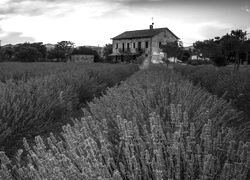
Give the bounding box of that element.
[112,28,179,40]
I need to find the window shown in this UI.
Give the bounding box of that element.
[159,42,162,47]
[145,41,149,48]
[138,42,141,50]
[127,43,130,49]
[122,43,125,51]
[133,42,136,48]
[115,44,118,49]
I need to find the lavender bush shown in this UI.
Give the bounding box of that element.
[173,64,250,139]
[0,63,139,156]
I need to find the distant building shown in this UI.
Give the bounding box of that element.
[74,45,104,59]
[70,54,94,63]
[110,24,179,63]
[2,44,15,48]
[183,45,194,52]
[84,46,104,58]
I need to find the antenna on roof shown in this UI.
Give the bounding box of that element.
[150,17,154,30]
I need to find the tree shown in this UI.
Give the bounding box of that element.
[56,41,74,50]
[103,44,112,63]
[243,40,250,64]
[29,42,46,60]
[180,50,191,62]
[55,41,74,62]
[193,40,204,58]
[160,41,182,63]
[193,39,221,60]
[5,42,46,62]
[192,29,248,68]
[15,46,42,62]
[0,46,14,62]
[231,29,247,41]
[220,30,247,70]
[47,49,65,61]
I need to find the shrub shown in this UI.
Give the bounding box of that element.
[187,59,212,65]
[136,55,145,64]
[211,55,228,66]
[188,65,219,92]
[0,66,249,179]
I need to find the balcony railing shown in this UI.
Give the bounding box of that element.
[118,48,145,55]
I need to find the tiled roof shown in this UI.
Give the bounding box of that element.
[112,28,179,40]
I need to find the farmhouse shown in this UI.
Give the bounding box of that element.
[110,24,179,63]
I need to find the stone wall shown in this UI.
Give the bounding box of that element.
[151,30,178,63]
[70,55,94,63]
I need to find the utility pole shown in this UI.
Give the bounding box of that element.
[0,40,1,60]
[149,17,154,63]
[246,32,250,39]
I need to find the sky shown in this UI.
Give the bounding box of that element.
[0,0,250,47]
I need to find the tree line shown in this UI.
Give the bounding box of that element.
[193,30,250,68]
[160,29,250,68]
[0,41,108,63]
[0,42,47,62]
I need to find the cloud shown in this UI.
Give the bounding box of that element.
[0,0,247,19]
[0,1,121,46]
[0,31,35,45]
[241,4,250,13]
[0,0,249,46]
[0,28,4,34]
[197,22,232,40]
[104,0,248,7]
[161,20,233,46]
[0,0,81,18]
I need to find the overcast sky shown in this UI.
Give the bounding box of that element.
[0,0,249,46]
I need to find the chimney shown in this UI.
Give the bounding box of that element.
[150,23,154,30]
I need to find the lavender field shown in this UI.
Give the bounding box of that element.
[0,64,249,179]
